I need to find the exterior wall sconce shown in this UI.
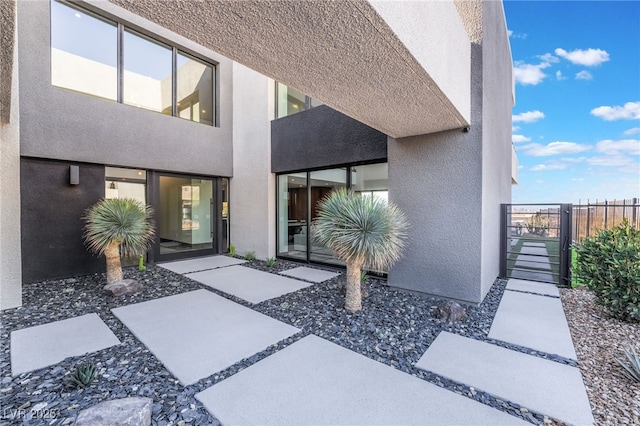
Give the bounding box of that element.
[69,165,79,185]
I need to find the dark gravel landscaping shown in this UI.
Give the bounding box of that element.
[1,257,568,425]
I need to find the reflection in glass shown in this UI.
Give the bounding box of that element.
[177,53,214,125]
[123,30,172,114]
[221,178,230,252]
[51,0,117,100]
[351,163,389,203]
[277,173,308,261]
[159,176,213,255]
[309,168,347,264]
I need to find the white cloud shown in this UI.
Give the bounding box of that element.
[531,163,567,171]
[555,70,565,81]
[512,125,520,132]
[513,61,551,85]
[554,48,610,66]
[539,53,559,63]
[624,127,640,135]
[575,70,593,80]
[508,30,527,39]
[521,141,590,156]
[512,134,531,143]
[512,110,545,123]
[571,178,585,182]
[587,156,637,167]
[591,102,640,121]
[561,156,587,163]
[595,139,640,155]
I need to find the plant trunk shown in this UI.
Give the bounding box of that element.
[105,241,123,284]
[345,260,363,312]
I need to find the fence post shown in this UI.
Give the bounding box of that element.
[559,203,573,287]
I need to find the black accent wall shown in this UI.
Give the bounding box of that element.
[271,105,387,173]
[21,158,105,283]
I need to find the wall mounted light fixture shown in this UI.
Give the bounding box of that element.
[69,165,79,185]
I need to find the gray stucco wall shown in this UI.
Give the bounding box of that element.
[229,63,274,259]
[271,105,387,173]
[387,1,512,305]
[480,1,513,296]
[0,33,22,310]
[17,0,233,177]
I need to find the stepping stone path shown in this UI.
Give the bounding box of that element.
[278,266,340,283]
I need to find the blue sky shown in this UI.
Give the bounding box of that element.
[503,1,640,204]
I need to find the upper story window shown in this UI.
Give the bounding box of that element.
[51,0,216,126]
[275,82,323,119]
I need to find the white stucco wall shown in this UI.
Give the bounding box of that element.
[230,62,274,260]
[0,37,22,310]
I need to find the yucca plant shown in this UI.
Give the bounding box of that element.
[69,363,96,388]
[616,345,640,383]
[83,198,155,284]
[312,189,409,312]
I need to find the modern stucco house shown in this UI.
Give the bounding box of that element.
[0,0,516,311]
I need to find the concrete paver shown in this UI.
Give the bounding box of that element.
[489,290,577,360]
[278,266,340,283]
[416,332,593,426]
[157,255,246,274]
[506,279,560,297]
[186,265,313,304]
[11,313,120,376]
[112,289,299,385]
[196,335,528,426]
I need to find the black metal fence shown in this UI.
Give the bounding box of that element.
[573,199,639,242]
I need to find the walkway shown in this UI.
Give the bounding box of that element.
[9,256,593,425]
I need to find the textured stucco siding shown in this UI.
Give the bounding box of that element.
[480,0,514,297]
[271,106,387,173]
[17,0,233,177]
[0,29,22,310]
[0,0,15,123]
[229,63,274,260]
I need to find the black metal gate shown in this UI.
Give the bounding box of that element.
[500,204,572,286]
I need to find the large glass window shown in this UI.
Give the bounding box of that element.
[123,31,172,114]
[275,82,323,119]
[277,173,308,261]
[51,1,117,100]
[309,168,347,264]
[277,163,388,266]
[177,53,214,125]
[50,1,215,126]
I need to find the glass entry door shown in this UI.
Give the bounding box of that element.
[158,176,214,256]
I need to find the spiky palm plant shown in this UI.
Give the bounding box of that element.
[83,198,155,284]
[312,189,409,312]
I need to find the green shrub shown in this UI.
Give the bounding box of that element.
[573,219,640,322]
[266,257,276,267]
[245,251,255,261]
[360,270,368,282]
[229,244,236,257]
[69,363,96,389]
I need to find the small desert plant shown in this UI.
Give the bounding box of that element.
[360,270,368,282]
[526,213,549,236]
[69,363,96,389]
[573,219,640,322]
[312,189,409,312]
[229,244,236,257]
[138,255,147,272]
[245,251,255,261]
[83,198,154,284]
[266,257,277,267]
[615,345,640,383]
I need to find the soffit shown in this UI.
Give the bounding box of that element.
[106,0,470,138]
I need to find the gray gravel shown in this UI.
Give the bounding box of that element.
[1,257,577,425]
[560,287,640,425]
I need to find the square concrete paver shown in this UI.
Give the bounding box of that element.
[416,332,593,426]
[186,265,313,304]
[522,242,546,248]
[278,266,340,283]
[489,290,577,359]
[196,335,527,426]
[11,313,120,376]
[158,255,246,274]
[506,279,560,297]
[510,268,555,283]
[111,289,299,385]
